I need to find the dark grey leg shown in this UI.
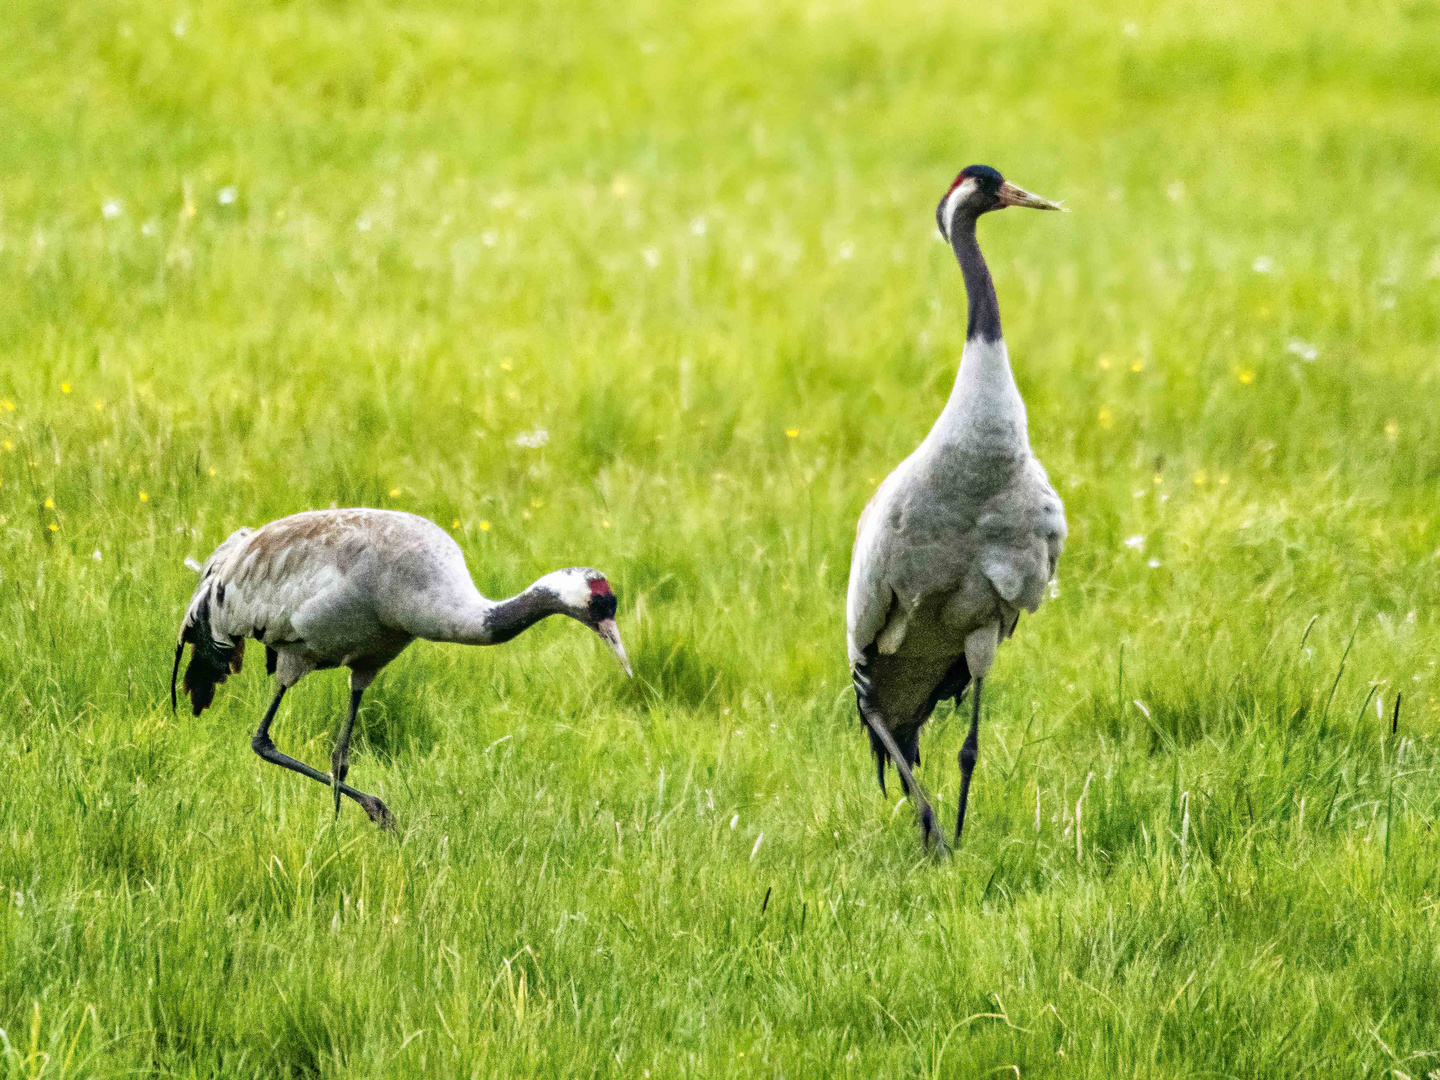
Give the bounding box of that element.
[330,687,365,819]
[955,676,983,843]
[863,708,947,855]
[251,686,393,827]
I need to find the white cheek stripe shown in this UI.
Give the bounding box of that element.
[558,574,592,610]
[940,178,974,241]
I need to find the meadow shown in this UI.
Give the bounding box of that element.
[3,0,1440,1074]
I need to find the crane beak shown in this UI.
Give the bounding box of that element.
[997,181,1067,211]
[595,618,632,677]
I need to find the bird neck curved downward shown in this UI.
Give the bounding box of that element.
[477,586,565,645]
[950,215,1002,345]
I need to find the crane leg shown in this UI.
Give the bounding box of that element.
[862,708,947,855]
[955,676,983,844]
[331,687,365,820]
[251,686,393,827]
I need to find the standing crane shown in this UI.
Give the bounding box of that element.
[172,508,630,826]
[846,165,1067,853]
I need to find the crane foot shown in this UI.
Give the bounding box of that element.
[358,794,394,829]
[920,803,951,857]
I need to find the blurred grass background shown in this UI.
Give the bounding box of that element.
[2,0,1440,1075]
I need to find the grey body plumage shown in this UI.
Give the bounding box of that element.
[845,166,1068,852]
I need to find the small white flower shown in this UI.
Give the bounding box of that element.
[1166,182,1186,203]
[1148,558,1161,568]
[1122,20,1140,36]
[514,428,549,449]
[102,200,123,219]
[642,247,660,268]
[172,17,186,37]
[1124,535,1145,549]
[217,186,237,206]
[92,550,103,562]
[837,241,855,260]
[141,220,158,237]
[690,217,707,236]
[1252,255,1275,274]
[481,229,498,247]
[1285,339,1317,361]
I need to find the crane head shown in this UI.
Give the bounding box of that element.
[937,165,1066,242]
[545,567,632,676]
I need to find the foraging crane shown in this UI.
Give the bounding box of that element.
[172,508,630,826]
[846,165,1067,852]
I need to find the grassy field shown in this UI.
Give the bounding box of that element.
[3,0,1440,1074]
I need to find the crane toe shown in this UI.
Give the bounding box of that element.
[359,794,394,829]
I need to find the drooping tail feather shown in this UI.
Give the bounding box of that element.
[174,584,246,716]
[170,641,183,713]
[173,527,252,716]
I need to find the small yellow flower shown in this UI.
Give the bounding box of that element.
[1237,368,1255,385]
[1098,406,1114,430]
[601,518,611,529]
[478,520,491,532]
[0,399,14,411]
[139,491,149,502]
[452,519,461,528]
[521,509,531,521]
[611,176,631,197]
[1153,473,1163,485]
[1193,470,1207,486]
[1385,420,1399,442]
[60,382,71,394]
[530,497,544,509]
[93,399,104,411]
[2,439,12,451]
[500,358,514,372]
[1097,355,1113,371]
[1219,473,1231,485]
[785,428,799,438]
[389,487,402,498]
[44,497,54,509]
[208,466,217,476]
[48,522,58,532]
[1130,360,1144,373]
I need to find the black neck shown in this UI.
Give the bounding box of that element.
[950,215,1001,344]
[484,588,562,644]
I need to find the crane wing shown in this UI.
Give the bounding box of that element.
[845,488,900,665]
[171,520,353,713]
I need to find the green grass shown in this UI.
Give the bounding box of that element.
[3,0,1440,1074]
